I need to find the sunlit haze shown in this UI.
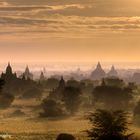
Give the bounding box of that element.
[0,0,140,67]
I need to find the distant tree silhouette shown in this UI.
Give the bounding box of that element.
[87,109,133,140]
[62,86,82,114]
[0,78,14,109]
[134,100,140,116]
[0,92,14,108]
[44,78,59,90]
[0,79,4,92]
[104,78,125,88]
[21,86,42,99]
[40,99,65,117]
[48,77,65,100]
[66,79,80,88]
[92,79,133,109]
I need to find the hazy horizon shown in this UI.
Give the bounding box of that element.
[1,61,140,71]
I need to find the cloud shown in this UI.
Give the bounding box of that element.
[0,6,52,11]
[0,0,139,39]
[0,15,140,39]
[2,0,92,6]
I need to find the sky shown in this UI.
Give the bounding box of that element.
[0,0,140,63]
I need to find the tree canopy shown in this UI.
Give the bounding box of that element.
[87,109,133,140]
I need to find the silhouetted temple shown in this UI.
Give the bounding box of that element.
[49,76,65,100]
[40,71,45,81]
[58,76,65,89]
[23,66,33,80]
[107,65,118,77]
[91,62,106,80]
[1,63,17,80]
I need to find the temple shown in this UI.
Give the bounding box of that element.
[1,63,17,80]
[49,76,65,100]
[107,65,118,77]
[58,76,65,89]
[23,66,33,80]
[91,62,106,80]
[40,71,45,81]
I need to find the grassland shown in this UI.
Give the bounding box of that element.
[0,98,140,140]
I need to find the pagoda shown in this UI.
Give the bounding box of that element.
[23,66,33,80]
[40,71,45,81]
[1,62,17,80]
[107,65,118,77]
[91,62,106,80]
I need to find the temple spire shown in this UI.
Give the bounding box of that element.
[91,62,106,80]
[1,62,17,80]
[40,71,45,81]
[108,65,118,77]
[58,76,65,89]
[23,65,33,80]
[6,62,12,74]
[97,62,102,69]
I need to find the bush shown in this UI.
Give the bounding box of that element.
[22,87,42,99]
[56,133,75,140]
[134,100,140,116]
[92,80,133,110]
[0,92,14,109]
[62,86,82,114]
[40,99,66,117]
[11,109,25,117]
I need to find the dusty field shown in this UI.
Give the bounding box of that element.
[0,117,90,140]
[0,99,140,140]
[0,115,139,139]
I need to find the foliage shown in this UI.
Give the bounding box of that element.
[66,79,80,88]
[22,86,42,99]
[134,100,140,116]
[44,78,59,90]
[104,78,125,88]
[0,79,14,109]
[0,92,14,108]
[40,99,66,117]
[92,79,133,109]
[62,86,82,114]
[87,109,133,140]
[0,79,4,91]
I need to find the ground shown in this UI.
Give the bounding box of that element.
[0,98,140,140]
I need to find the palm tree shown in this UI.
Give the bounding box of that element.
[87,109,133,140]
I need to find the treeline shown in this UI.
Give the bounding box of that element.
[2,72,140,123]
[40,77,140,120]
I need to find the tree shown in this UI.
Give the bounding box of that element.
[104,78,125,88]
[66,79,80,88]
[22,86,42,99]
[0,79,14,109]
[134,100,140,116]
[40,99,65,117]
[87,109,133,140]
[92,79,133,110]
[0,92,14,108]
[62,86,82,114]
[0,79,4,91]
[45,78,59,90]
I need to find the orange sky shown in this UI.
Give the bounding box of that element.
[0,0,140,63]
